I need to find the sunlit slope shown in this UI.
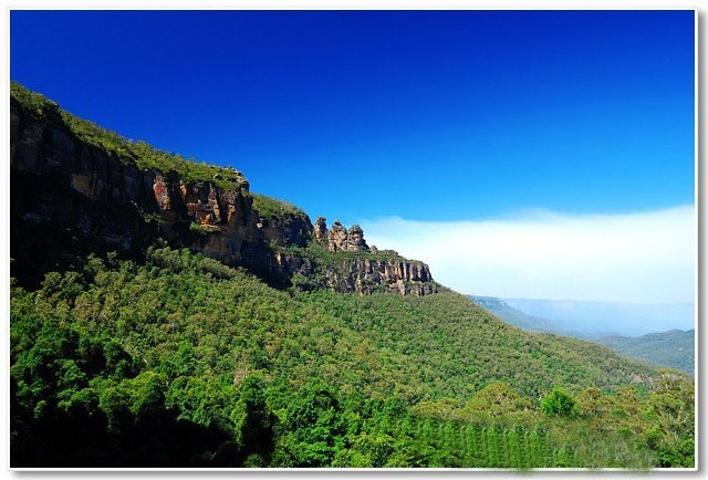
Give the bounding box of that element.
[12,247,660,405]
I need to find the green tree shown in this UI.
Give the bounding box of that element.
[234,375,275,465]
[541,387,576,418]
[273,380,346,467]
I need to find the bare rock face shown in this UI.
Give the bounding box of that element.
[328,220,348,252]
[258,212,312,249]
[305,218,434,295]
[10,95,295,286]
[314,217,328,242]
[316,218,369,253]
[324,258,436,296]
[153,173,171,210]
[347,225,368,252]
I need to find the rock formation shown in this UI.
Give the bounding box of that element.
[347,225,368,252]
[324,258,436,296]
[314,217,328,242]
[315,218,369,253]
[10,83,437,296]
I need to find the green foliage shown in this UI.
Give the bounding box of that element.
[541,387,576,418]
[10,246,694,468]
[9,81,59,117]
[234,375,276,464]
[642,372,695,467]
[250,193,306,220]
[189,222,220,235]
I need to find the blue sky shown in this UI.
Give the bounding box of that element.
[10,10,696,303]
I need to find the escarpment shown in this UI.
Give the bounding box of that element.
[10,83,437,296]
[325,257,436,296]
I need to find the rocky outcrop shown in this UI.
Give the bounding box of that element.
[258,213,311,248]
[10,85,437,296]
[316,218,369,253]
[12,102,158,284]
[347,225,368,252]
[324,258,436,296]
[307,218,435,294]
[328,220,348,252]
[314,217,328,242]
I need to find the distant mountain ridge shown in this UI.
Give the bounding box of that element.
[469,295,695,373]
[468,296,581,337]
[597,329,694,374]
[502,298,694,337]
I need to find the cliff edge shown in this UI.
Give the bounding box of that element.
[10,82,437,296]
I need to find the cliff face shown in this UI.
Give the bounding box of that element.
[10,84,437,296]
[11,93,281,286]
[307,217,436,295]
[324,257,436,296]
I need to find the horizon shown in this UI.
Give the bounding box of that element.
[472,294,695,307]
[10,10,695,306]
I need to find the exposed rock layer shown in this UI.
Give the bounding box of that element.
[325,258,437,296]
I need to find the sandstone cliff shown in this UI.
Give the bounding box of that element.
[10,83,437,296]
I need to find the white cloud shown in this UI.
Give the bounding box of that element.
[360,205,695,304]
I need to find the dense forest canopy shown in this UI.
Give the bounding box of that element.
[10,247,695,468]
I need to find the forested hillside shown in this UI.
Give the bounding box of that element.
[11,247,694,468]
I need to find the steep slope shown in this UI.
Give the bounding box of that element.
[597,330,695,374]
[10,82,435,296]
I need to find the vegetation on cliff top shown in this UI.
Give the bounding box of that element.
[250,193,307,220]
[11,81,309,223]
[11,82,246,190]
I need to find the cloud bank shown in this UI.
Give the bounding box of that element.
[361,205,695,304]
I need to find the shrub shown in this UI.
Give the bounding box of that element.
[541,387,576,417]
